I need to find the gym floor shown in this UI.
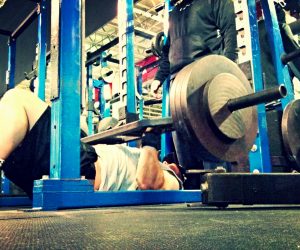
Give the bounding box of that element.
[1,204,300,249]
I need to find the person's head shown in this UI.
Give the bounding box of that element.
[162,152,185,181]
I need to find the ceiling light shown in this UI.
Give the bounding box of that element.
[0,0,7,8]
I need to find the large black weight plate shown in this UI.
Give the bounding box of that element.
[282,99,300,170]
[170,55,257,162]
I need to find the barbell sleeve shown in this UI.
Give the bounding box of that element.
[144,99,163,106]
[227,84,287,112]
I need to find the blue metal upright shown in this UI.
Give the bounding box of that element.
[50,0,81,179]
[86,64,94,135]
[247,0,272,172]
[118,0,137,117]
[7,37,16,89]
[137,67,144,119]
[118,0,138,148]
[100,52,111,118]
[260,0,294,107]
[160,0,173,160]
[37,0,48,100]
[161,76,173,159]
[1,172,10,195]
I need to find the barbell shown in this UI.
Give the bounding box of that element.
[84,55,290,168]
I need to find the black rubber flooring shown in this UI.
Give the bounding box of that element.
[1,204,300,249]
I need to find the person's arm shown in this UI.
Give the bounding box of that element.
[135,146,180,190]
[153,36,171,85]
[213,0,238,62]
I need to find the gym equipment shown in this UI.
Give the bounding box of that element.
[202,173,300,206]
[282,99,300,171]
[82,117,173,144]
[281,49,300,66]
[83,55,286,163]
[170,55,285,162]
[151,32,164,58]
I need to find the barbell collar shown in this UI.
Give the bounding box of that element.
[227,84,287,112]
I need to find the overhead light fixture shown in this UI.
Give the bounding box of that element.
[0,0,7,8]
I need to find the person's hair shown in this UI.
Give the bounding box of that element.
[162,152,185,182]
[162,152,179,166]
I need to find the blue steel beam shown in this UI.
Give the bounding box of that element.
[124,0,137,115]
[1,173,10,195]
[37,0,48,100]
[260,0,294,107]
[50,0,81,179]
[0,196,32,207]
[247,0,272,173]
[137,68,144,120]
[160,0,173,160]
[87,64,94,135]
[33,179,201,210]
[118,0,138,148]
[100,52,111,118]
[7,38,16,89]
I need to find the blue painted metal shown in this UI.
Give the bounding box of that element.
[7,37,16,89]
[100,52,111,118]
[33,179,201,210]
[247,0,272,173]
[87,64,94,135]
[118,0,138,147]
[92,79,103,89]
[137,68,144,119]
[260,0,294,108]
[1,173,10,195]
[161,77,173,159]
[124,0,137,115]
[0,196,32,207]
[160,0,173,160]
[37,0,47,100]
[49,0,81,179]
[99,85,106,117]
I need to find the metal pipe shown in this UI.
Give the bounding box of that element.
[281,49,300,65]
[227,84,287,112]
[37,0,47,101]
[7,38,16,89]
[144,99,162,106]
[0,29,11,36]
[11,6,38,39]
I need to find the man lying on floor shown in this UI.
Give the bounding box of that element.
[0,88,183,199]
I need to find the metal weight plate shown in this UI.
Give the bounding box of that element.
[170,55,258,162]
[203,73,253,141]
[282,99,300,170]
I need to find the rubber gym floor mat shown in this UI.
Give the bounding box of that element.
[1,204,300,249]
